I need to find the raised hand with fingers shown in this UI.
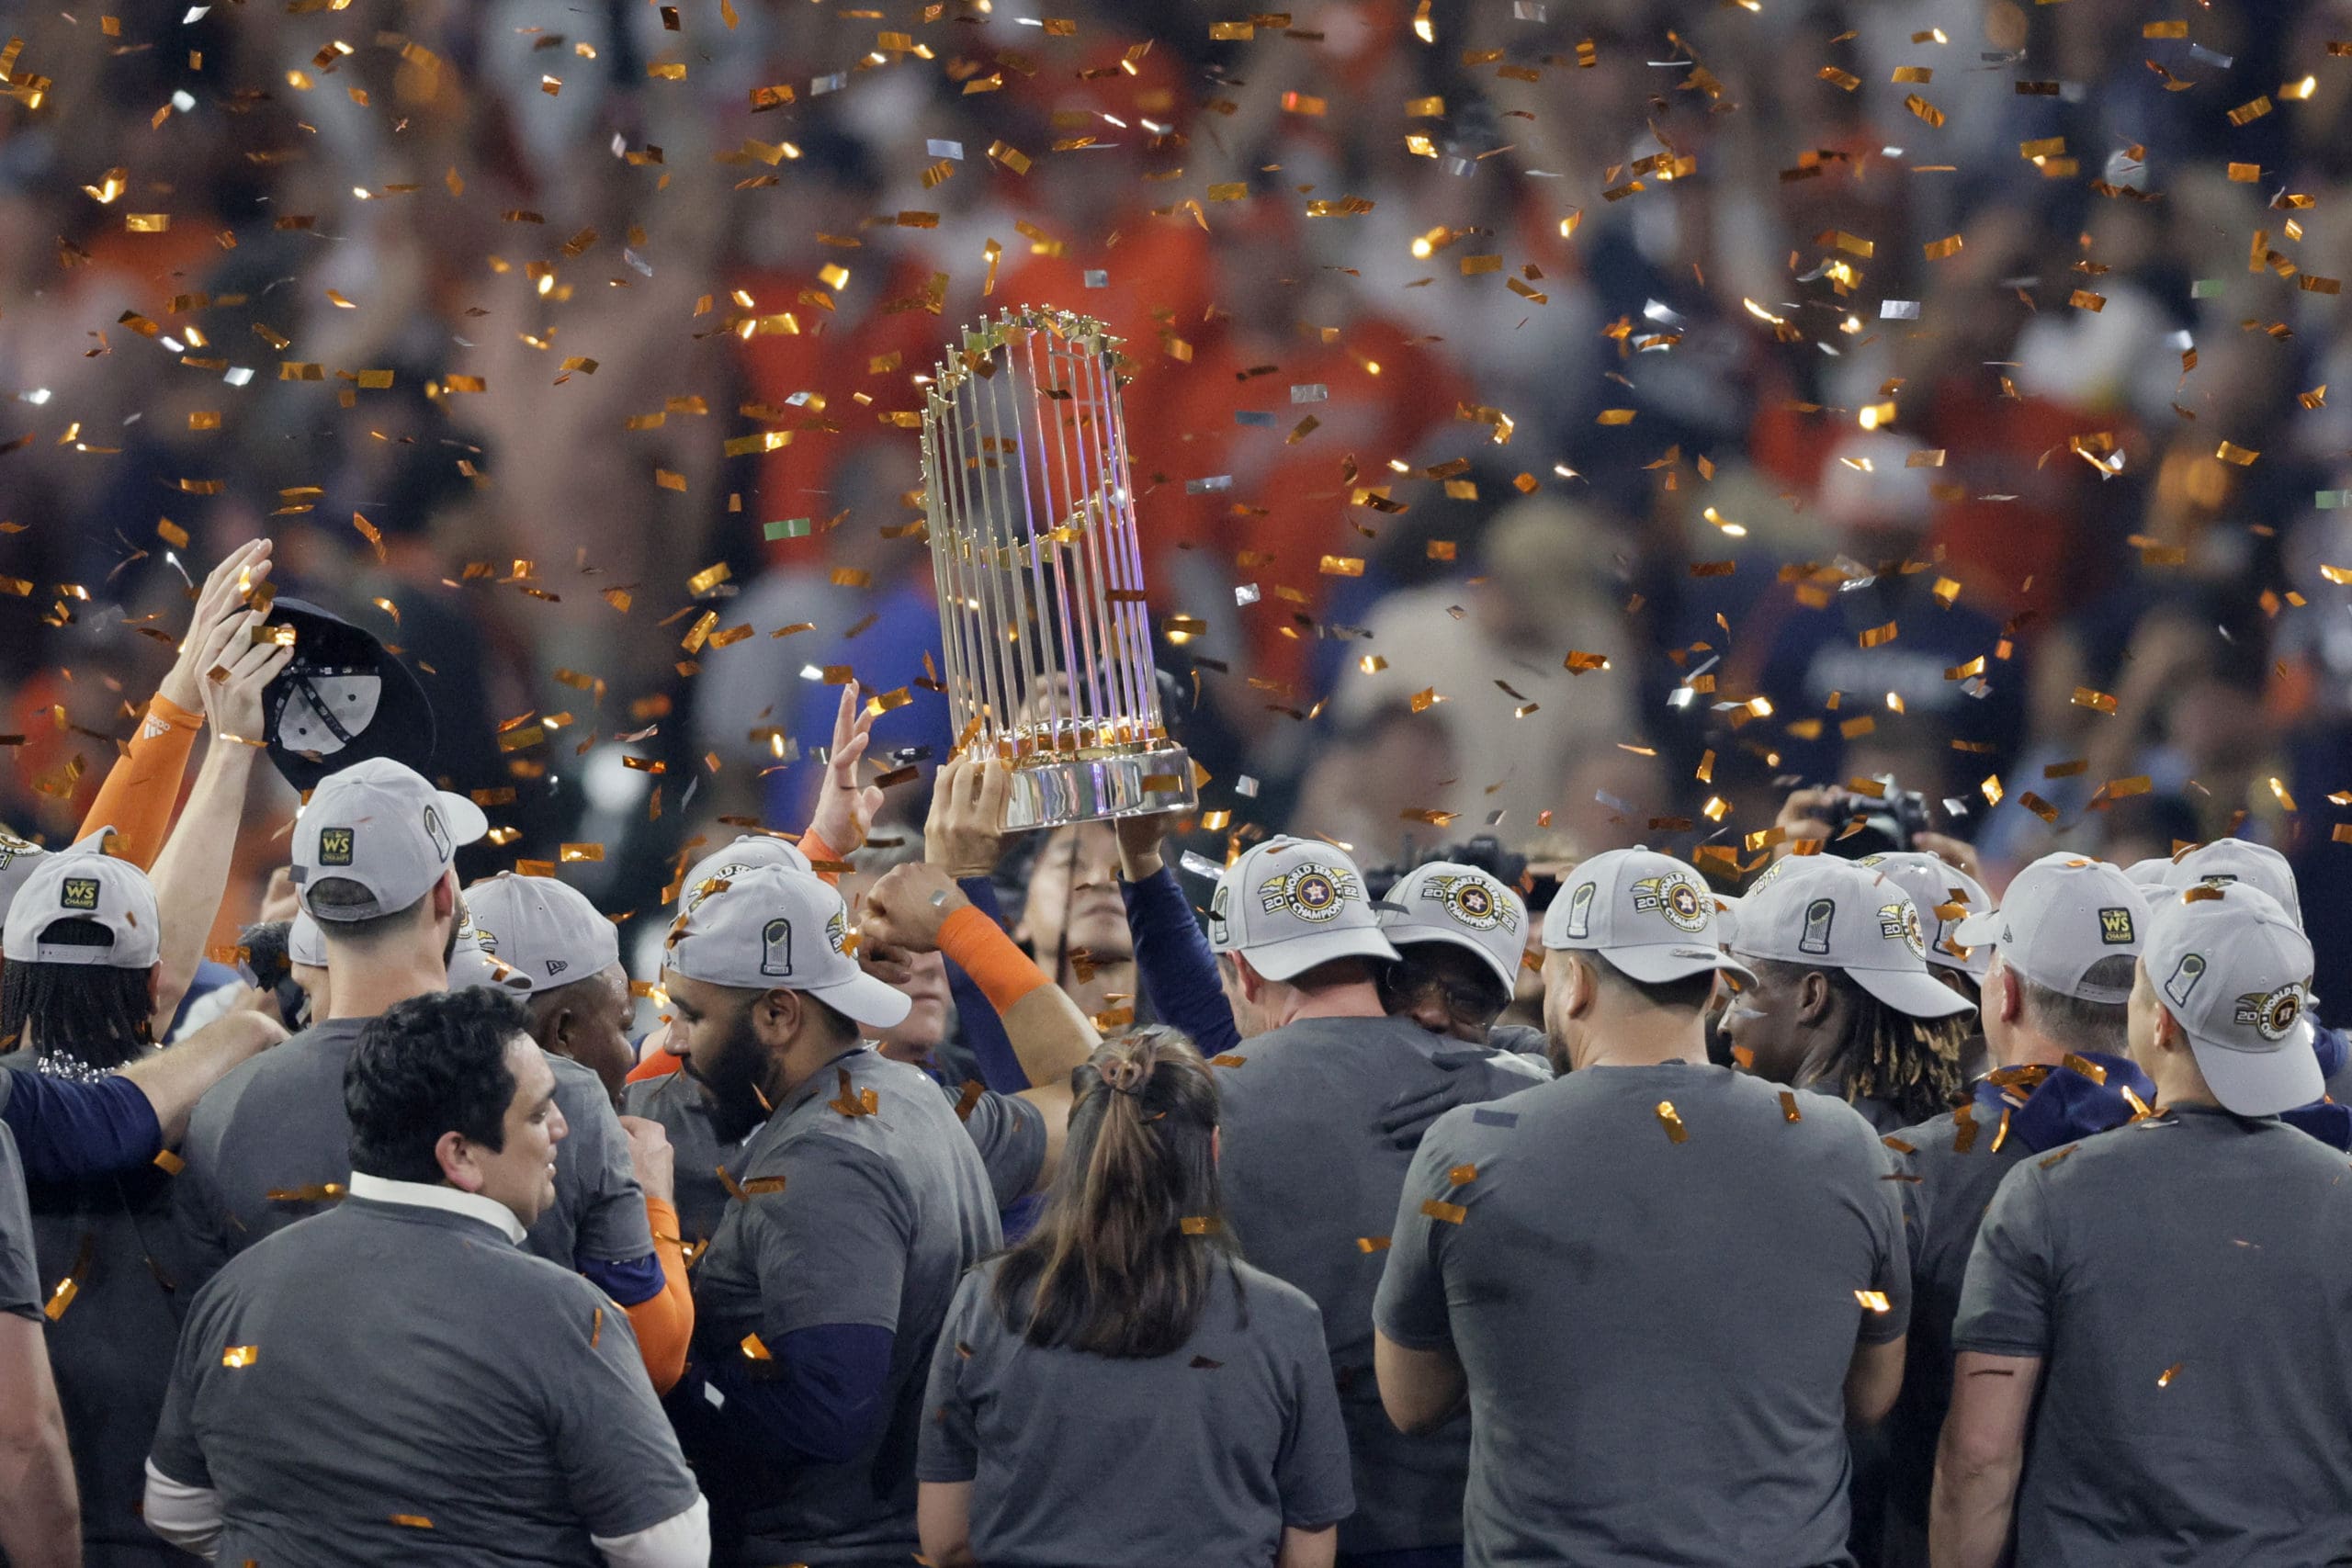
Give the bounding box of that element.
[925,758,1012,880]
[807,682,886,858]
[199,606,299,748]
[862,862,971,954]
[160,538,275,716]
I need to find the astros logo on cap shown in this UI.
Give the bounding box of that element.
[1878,900,1925,958]
[760,918,795,977]
[60,876,99,911]
[1422,874,1518,934]
[2098,907,2136,945]
[1632,874,1709,934]
[2163,953,2207,1008]
[318,827,355,866]
[1260,863,1357,924]
[2233,984,2305,1041]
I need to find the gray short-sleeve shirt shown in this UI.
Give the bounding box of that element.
[1374,1062,1908,1568]
[953,1083,1046,1212]
[1211,1012,1547,1556]
[148,1194,701,1565]
[918,1257,1353,1562]
[688,1045,1001,1562]
[176,1015,651,1284]
[622,1064,738,1249]
[1954,1106,2352,1564]
[0,1121,38,1320]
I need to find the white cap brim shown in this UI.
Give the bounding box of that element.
[1239,925,1402,983]
[1850,962,1977,1020]
[1602,942,1756,987]
[2187,1021,2323,1117]
[1387,926,1519,993]
[1951,907,2002,946]
[434,791,491,847]
[806,967,914,1030]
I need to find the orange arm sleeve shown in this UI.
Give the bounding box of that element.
[624,1197,693,1394]
[797,827,845,886]
[78,695,204,869]
[937,903,1049,1016]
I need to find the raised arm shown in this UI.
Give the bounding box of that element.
[147,595,294,1029]
[1115,811,1240,1057]
[120,1006,288,1146]
[798,682,885,881]
[81,539,274,869]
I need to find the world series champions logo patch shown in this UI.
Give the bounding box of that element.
[1631,874,1709,934]
[318,827,355,866]
[60,876,99,911]
[1259,863,1361,924]
[760,918,794,977]
[1878,900,1926,959]
[2098,907,2136,945]
[1419,874,1519,934]
[2233,984,2305,1042]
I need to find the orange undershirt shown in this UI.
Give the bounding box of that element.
[625,1197,692,1394]
[77,694,205,867]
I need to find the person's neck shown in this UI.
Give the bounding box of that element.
[1271,979,1388,1027]
[764,1032,865,1111]
[325,943,449,1021]
[1997,1027,2071,1071]
[1573,1008,1709,1070]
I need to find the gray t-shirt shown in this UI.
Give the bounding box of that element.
[917,1257,1354,1565]
[6,1050,193,1564]
[1954,1105,2352,1565]
[1375,1062,1909,1568]
[623,1066,1046,1241]
[1212,1012,1547,1555]
[1879,1107,2026,1565]
[689,1044,1001,1563]
[149,1193,700,1565]
[0,1120,37,1320]
[176,1015,652,1286]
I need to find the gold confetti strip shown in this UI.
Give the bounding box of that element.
[2157,1361,2184,1388]
[2070,686,2119,715]
[1447,1163,1479,1185]
[1657,1101,1689,1144]
[221,1345,259,1369]
[1420,1199,1467,1225]
[1924,233,1964,260]
[1780,1091,1804,1123]
[1179,1216,1220,1235]
[153,1149,186,1175]
[1855,1289,1892,1313]
[1356,1236,1392,1253]
[2217,441,2260,466]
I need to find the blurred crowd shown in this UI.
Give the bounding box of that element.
[7,0,2352,988]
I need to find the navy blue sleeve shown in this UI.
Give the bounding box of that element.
[577,1252,666,1308]
[700,1322,897,1467]
[1,1070,164,1183]
[949,876,1032,1092]
[1122,864,1239,1057]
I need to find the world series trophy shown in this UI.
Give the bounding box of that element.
[919,306,1198,829]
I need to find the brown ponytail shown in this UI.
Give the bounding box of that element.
[989,1026,1239,1358]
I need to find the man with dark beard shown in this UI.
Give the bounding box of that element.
[659,863,998,1568]
[174,759,690,1389]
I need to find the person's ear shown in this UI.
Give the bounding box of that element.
[435,1129,484,1192]
[2153,1002,2187,1055]
[751,987,803,1047]
[1997,963,2025,1026]
[1563,954,1599,1021]
[432,871,459,922]
[1234,953,1269,1004]
[1796,969,1834,1026]
[546,1005,576,1051]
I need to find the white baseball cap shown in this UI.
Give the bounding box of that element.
[2124,855,2177,887]
[1856,852,1994,978]
[1380,862,1528,992]
[662,863,910,1029]
[1209,837,1400,982]
[1732,858,1973,1019]
[452,873,621,996]
[1952,852,2146,1002]
[0,827,52,923]
[677,832,816,912]
[289,910,328,969]
[2162,839,2301,931]
[293,758,489,922]
[2143,881,2320,1117]
[1543,847,1754,985]
[1,830,160,969]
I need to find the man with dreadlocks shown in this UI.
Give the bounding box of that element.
[1721,857,1977,1132]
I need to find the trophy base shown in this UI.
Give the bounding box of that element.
[1001,746,1199,830]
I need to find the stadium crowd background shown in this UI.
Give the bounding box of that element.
[5,0,2352,996]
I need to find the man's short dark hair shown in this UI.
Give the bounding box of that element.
[1585,949,1719,1012]
[346,987,533,1184]
[2018,956,2135,1056]
[305,877,429,948]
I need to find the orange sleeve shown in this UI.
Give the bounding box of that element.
[79,695,204,869]
[627,1047,683,1084]
[624,1197,693,1394]
[937,903,1048,1016]
[797,827,844,886]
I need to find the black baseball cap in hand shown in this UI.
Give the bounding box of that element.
[261,597,438,794]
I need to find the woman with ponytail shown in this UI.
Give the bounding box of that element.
[915,1027,1353,1567]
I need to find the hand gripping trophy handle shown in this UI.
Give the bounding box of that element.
[919,306,1199,829]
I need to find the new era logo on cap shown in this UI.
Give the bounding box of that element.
[448,872,621,998]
